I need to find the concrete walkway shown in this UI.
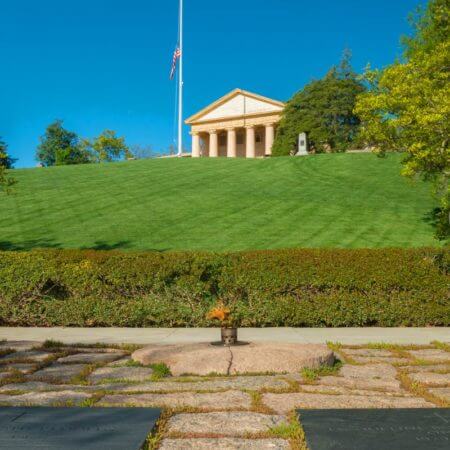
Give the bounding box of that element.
[1,327,448,345]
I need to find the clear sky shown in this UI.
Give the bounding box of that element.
[2,0,424,168]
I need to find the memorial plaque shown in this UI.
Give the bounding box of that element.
[0,406,161,450]
[298,408,450,450]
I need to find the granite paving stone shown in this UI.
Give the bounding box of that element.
[98,390,251,410]
[428,387,450,402]
[299,384,413,397]
[407,349,450,362]
[397,364,450,372]
[109,376,290,393]
[29,363,88,382]
[342,348,395,357]
[262,392,434,414]
[159,438,290,449]
[88,366,154,383]
[166,412,287,436]
[408,371,450,386]
[107,356,132,366]
[56,352,125,364]
[0,350,53,363]
[350,356,409,364]
[0,381,106,393]
[0,390,92,406]
[0,341,40,351]
[4,363,36,374]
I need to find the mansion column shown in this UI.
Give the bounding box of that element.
[209,130,218,157]
[191,132,200,158]
[245,126,255,158]
[227,128,236,158]
[265,123,275,156]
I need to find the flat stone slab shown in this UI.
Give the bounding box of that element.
[299,384,413,397]
[30,363,88,382]
[56,352,125,364]
[298,408,450,450]
[0,350,53,363]
[399,364,450,373]
[0,390,92,406]
[88,366,154,383]
[263,393,434,414]
[160,438,290,449]
[166,412,287,436]
[112,376,290,393]
[0,406,160,450]
[319,363,402,391]
[429,387,450,402]
[4,363,36,374]
[350,356,409,364]
[342,348,394,357]
[132,343,334,376]
[408,372,450,386]
[407,349,450,362]
[0,341,40,351]
[98,390,251,410]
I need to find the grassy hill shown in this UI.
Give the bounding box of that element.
[0,153,440,251]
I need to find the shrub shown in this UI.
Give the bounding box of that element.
[0,248,448,327]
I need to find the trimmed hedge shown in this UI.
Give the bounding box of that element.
[0,248,448,327]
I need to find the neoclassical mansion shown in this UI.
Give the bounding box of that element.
[185,89,285,158]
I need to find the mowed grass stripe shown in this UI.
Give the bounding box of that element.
[0,153,440,251]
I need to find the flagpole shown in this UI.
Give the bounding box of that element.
[177,0,183,156]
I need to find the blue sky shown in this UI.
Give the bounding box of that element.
[2,0,423,168]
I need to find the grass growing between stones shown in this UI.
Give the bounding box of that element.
[269,412,308,450]
[431,341,450,352]
[301,361,342,382]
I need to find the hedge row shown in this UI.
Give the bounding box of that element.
[0,248,448,327]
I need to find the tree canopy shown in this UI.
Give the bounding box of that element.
[272,52,366,156]
[82,130,132,163]
[0,138,16,193]
[354,0,449,238]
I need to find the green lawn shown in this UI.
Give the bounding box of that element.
[0,153,440,251]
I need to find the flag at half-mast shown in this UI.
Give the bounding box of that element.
[170,47,181,80]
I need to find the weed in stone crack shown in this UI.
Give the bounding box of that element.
[150,363,172,381]
[301,361,342,382]
[78,392,106,407]
[431,341,450,352]
[269,411,308,450]
[38,340,65,350]
[142,409,172,450]
[0,369,26,387]
[247,390,272,414]
[0,348,15,358]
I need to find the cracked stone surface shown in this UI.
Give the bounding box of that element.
[88,366,154,383]
[428,387,450,402]
[0,350,53,363]
[98,390,251,409]
[166,412,287,436]
[299,384,413,397]
[0,382,103,393]
[407,349,450,362]
[132,342,334,376]
[262,392,434,414]
[408,371,450,386]
[57,352,125,364]
[29,363,88,382]
[111,376,290,393]
[159,438,290,449]
[0,390,92,406]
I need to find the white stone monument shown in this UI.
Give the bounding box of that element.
[296,132,308,156]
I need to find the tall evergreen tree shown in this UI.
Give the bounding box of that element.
[272,51,365,155]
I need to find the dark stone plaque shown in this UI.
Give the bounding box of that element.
[0,407,161,450]
[298,408,450,450]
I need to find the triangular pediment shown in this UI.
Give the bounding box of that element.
[185,89,284,124]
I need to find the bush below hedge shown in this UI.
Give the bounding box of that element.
[0,248,448,327]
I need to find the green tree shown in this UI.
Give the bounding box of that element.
[0,138,16,193]
[37,120,90,166]
[272,51,366,155]
[83,130,131,163]
[354,0,449,239]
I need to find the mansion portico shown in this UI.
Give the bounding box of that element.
[185,89,285,158]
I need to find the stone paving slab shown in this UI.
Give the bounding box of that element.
[98,390,251,410]
[166,412,287,436]
[398,364,450,372]
[0,381,103,393]
[341,348,395,357]
[0,390,92,406]
[0,340,40,351]
[408,371,450,386]
[4,363,36,374]
[159,438,290,449]
[57,352,125,364]
[407,349,450,362]
[428,387,450,402]
[107,356,132,366]
[88,366,154,383]
[262,392,435,414]
[0,350,53,363]
[29,363,88,382]
[350,356,408,364]
[111,376,290,393]
[299,384,413,397]
[133,342,334,376]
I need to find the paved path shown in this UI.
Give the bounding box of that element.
[1,327,449,345]
[0,339,449,448]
